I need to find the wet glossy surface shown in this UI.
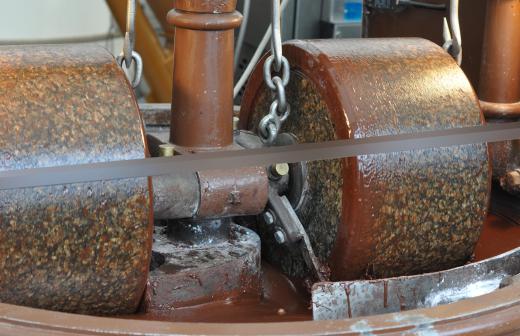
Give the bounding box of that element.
[126,263,312,323]
[240,38,490,281]
[474,214,520,261]
[0,45,152,315]
[120,209,520,324]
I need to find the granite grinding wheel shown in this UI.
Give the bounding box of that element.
[0,45,152,315]
[240,38,490,281]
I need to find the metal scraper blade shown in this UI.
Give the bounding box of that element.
[312,246,520,320]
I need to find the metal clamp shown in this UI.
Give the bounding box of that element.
[259,133,325,282]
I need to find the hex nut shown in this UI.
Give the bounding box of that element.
[270,163,290,179]
[159,143,176,157]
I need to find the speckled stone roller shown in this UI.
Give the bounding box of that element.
[240,38,490,280]
[0,45,152,314]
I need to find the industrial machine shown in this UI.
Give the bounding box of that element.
[0,0,519,334]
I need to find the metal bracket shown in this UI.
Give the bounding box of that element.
[267,191,328,282]
[237,130,328,282]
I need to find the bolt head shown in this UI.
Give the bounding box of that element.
[274,230,286,244]
[263,211,275,225]
[270,163,290,179]
[159,143,176,157]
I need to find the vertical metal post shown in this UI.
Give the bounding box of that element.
[479,0,520,103]
[168,1,242,150]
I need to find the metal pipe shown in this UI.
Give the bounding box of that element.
[480,0,520,192]
[197,167,268,218]
[480,100,520,119]
[168,2,242,149]
[153,173,200,219]
[479,0,520,104]
[153,169,268,220]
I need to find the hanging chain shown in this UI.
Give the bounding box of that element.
[116,0,143,88]
[258,0,291,145]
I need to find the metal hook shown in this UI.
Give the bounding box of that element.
[123,0,136,68]
[443,0,462,65]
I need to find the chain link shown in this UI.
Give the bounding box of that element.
[117,51,143,88]
[263,56,290,90]
[258,0,291,145]
[116,0,143,88]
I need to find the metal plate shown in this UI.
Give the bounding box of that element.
[312,246,520,320]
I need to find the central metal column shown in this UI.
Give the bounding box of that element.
[168,1,242,150]
[479,0,520,194]
[147,2,264,312]
[479,0,520,104]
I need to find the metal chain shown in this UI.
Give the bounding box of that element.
[116,0,143,88]
[258,0,291,145]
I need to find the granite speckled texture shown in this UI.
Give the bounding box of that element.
[246,73,342,279]
[0,45,152,314]
[240,38,490,280]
